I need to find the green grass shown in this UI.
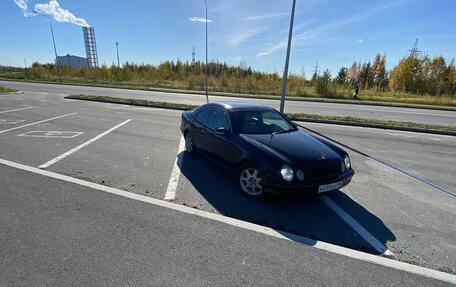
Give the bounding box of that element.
[65,94,198,110]
[66,94,456,133]
[0,86,17,94]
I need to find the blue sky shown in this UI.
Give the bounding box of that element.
[1,0,455,76]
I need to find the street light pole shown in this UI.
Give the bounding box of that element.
[115,41,120,67]
[204,0,209,103]
[49,20,62,84]
[34,11,62,84]
[279,0,297,114]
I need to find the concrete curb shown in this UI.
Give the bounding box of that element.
[66,96,456,137]
[290,117,456,137]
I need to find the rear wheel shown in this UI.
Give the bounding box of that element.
[238,164,264,197]
[184,131,195,155]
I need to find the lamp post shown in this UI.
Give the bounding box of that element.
[115,41,120,67]
[279,0,296,113]
[204,0,209,103]
[33,11,62,84]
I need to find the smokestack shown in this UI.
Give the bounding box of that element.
[83,26,98,69]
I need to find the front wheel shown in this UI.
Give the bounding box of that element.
[184,131,196,155]
[238,164,264,197]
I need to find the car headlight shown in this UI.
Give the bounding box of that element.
[344,155,351,170]
[281,164,294,182]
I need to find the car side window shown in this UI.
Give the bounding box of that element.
[207,108,230,130]
[196,107,212,123]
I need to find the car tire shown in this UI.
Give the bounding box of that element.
[184,131,196,155]
[237,163,264,197]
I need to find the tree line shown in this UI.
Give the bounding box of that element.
[3,52,456,97]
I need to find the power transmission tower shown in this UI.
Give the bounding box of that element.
[311,61,320,81]
[192,46,195,64]
[313,61,320,76]
[408,38,421,56]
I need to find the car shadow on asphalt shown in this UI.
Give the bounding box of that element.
[177,152,396,255]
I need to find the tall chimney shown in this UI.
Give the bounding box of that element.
[83,27,98,68]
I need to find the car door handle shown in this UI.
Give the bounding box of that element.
[202,129,208,134]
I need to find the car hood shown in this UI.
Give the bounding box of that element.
[241,130,341,164]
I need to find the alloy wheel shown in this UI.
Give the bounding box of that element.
[239,167,263,196]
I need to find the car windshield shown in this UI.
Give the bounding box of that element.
[231,110,296,134]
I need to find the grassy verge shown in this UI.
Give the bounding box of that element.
[0,86,17,94]
[65,94,198,110]
[66,94,456,134]
[286,113,456,133]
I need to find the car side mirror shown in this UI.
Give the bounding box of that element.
[215,127,229,135]
[291,122,298,129]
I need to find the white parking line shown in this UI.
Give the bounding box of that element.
[0,106,34,114]
[38,119,132,169]
[164,135,186,200]
[0,113,77,134]
[320,195,394,257]
[0,119,25,125]
[0,157,454,285]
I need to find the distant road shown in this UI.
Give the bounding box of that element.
[1,80,455,126]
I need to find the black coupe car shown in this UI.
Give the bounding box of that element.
[180,102,354,197]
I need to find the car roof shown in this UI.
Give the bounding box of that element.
[208,102,274,112]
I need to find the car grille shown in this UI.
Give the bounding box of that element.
[309,160,341,180]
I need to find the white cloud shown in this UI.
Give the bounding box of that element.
[357,39,364,42]
[34,0,90,27]
[13,0,34,17]
[244,12,288,21]
[227,28,264,46]
[257,41,287,57]
[189,17,212,23]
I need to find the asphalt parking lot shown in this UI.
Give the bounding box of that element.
[1,91,455,281]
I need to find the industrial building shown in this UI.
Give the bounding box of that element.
[54,26,99,69]
[57,54,89,68]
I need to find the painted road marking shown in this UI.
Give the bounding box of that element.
[0,113,77,134]
[0,119,25,125]
[163,134,392,256]
[0,157,454,285]
[18,131,84,138]
[164,135,186,201]
[0,106,34,114]
[38,119,132,169]
[320,195,394,257]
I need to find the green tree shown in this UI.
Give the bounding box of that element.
[335,67,348,85]
[371,53,388,91]
[315,69,333,97]
[389,55,426,93]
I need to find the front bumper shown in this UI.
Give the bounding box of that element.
[262,169,355,196]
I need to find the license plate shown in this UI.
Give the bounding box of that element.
[318,181,343,193]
